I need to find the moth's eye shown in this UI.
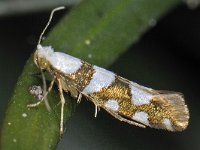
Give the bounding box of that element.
[42,62,47,67]
[35,58,38,63]
[34,51,39,66]
[39,58,48,69]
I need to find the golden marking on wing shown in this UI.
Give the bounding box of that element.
[54,62,95,94]
[88,76,189,131]
[67,62,95,91]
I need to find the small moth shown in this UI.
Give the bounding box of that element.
[28,7,189,135]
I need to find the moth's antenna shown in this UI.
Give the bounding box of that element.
[38,6,65,45]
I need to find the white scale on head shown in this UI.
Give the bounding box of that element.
[82,66,116,94]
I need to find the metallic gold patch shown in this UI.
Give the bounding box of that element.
[64,62,95,91]
[89,77,131,105]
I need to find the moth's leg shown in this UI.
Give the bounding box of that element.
[54,89,69,108]
[77,93,82,103]
[27,77,55,108]
[94,105,100,118]
[104,108,146,128]
[94,105,98,118]
[57,78,66,136]
[30,72,42,76]
[30,70,46,77]
[83,95,100,118]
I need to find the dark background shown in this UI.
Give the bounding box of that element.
[0,4,200,150]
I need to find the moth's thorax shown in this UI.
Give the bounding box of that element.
[34,44,82,74]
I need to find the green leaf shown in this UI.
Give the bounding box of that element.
[0,0,81,17]
[1,0,180,149]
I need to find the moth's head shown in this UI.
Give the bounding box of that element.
[34,44,53,70]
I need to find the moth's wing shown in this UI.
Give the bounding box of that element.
[117,76,189,131]
[83,75,189,131]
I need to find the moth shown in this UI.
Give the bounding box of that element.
[28,7,189,135]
